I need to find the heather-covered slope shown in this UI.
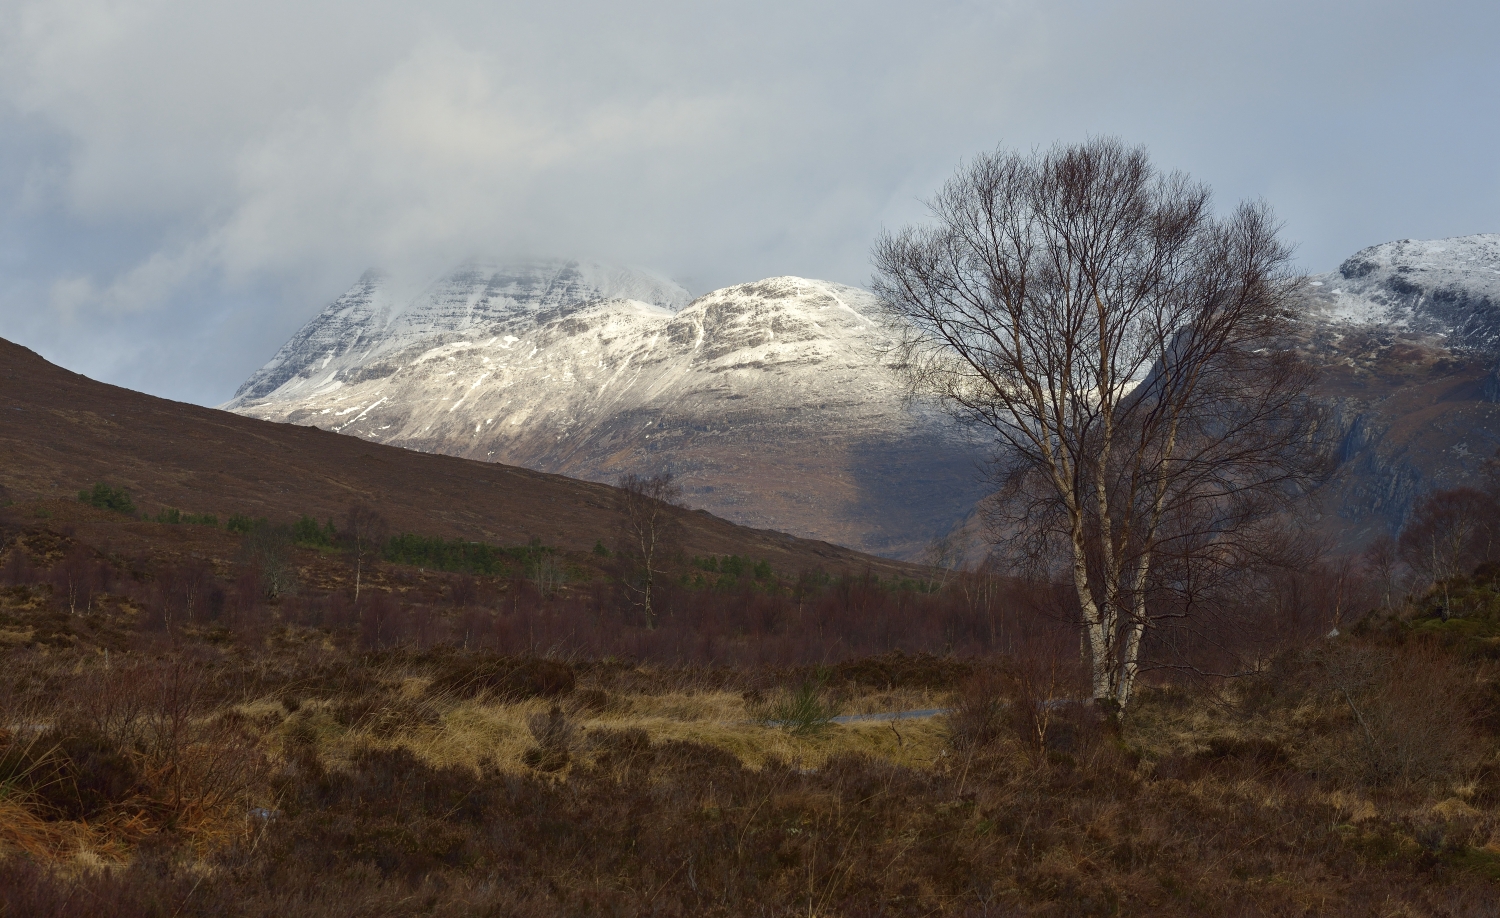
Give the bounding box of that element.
[0,336,918,578]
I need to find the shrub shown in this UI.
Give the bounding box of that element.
[384,533,512,576]
[3,547,36,586]
[0,723,142,820]
[686,555,776,590]
[238,521,298,600]
[1309,640,1483,787]
[1033,699,1113,761]
[571,687,618,714]
[652,738,743,773]
[226,514,263,534]
[946,668,1008,751]
[757,680,839,735]
[833,651,971,690]
[586,727,652,770]
[1199,736,1292,773]
[527,554,568,596]
[77,483,135,516]
[292,515,336,547]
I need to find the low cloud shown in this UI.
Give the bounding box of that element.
[1,0,1497,403]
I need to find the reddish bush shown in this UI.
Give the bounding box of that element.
[427,657,576,702]
[1399,486,1500,590]
[3,546,36,586]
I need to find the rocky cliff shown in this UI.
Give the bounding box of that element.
[1297,234,1500,545]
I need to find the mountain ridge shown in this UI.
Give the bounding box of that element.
[232,259,692,403]
[1302,234,1500,350]
[1293,233,1500,545]
[226,264,989,560]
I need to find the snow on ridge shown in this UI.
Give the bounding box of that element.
[1300,233,1500,351]
[227,263,931,461]
[226,265,906,432]
[224,259,692,407]
[679,276,884,333]
[219,261,992,558]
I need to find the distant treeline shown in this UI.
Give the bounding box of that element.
[384,533,555,576]
[77,482,560,576]
[80,482,218,526]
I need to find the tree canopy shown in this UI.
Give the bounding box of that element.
[874,138,1328,708]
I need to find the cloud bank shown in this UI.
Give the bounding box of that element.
[1,0,1497,403]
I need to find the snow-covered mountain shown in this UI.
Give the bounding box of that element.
[225,261,988,559]
[1294,234,1500,543]
[226,236,1500,559]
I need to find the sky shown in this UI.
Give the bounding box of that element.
[1,0,1497,406]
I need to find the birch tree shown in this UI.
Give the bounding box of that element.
[341,503,388,605]
[617,471,682,630]
[874,138,1326,710]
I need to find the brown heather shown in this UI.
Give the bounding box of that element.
[1,490,1500,916]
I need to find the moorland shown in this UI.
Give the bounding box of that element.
[2,337,1500,916]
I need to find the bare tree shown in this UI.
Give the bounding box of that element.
[616,471,682,630]
[1362,533,1400,610]
[1398,486,1499,619]
[341,503,388,605]
[239,521,298,601]
[922,529,968,592]
[874,138,1328,710]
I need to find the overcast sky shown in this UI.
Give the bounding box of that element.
[1,0,1497,405]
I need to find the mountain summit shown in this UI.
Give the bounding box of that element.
[231,260,692,403]
[225,237,1500,559]
[1303,234,1500,350]
[225,261,988,559]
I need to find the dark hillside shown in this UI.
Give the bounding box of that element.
[0,337,915,578]
[1299,324,1500,548]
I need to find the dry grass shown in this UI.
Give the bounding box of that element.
[259,680,953,778]
[0,799,79,860]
